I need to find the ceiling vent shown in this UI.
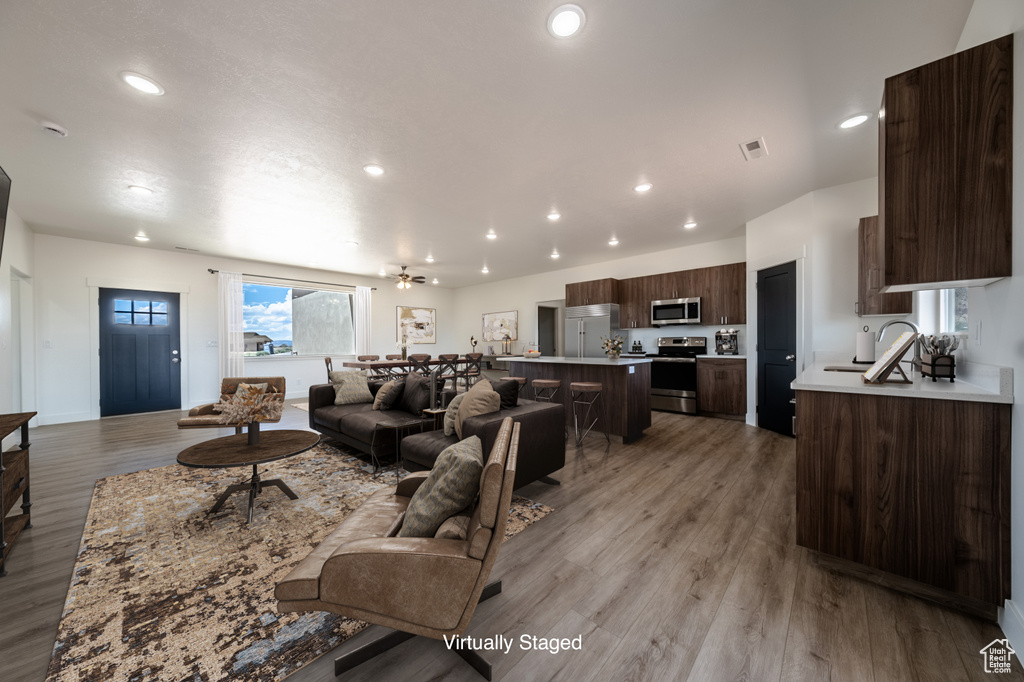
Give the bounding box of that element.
[175,246,200,252]
[41,121,68,138]
[740,136,768,161]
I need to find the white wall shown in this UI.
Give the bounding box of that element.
[954,1,1024,651]
[451,237,746,354]
[0,208,35,449]
[32,234,457,422]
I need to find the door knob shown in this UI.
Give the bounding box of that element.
[785,354,795,362]
[172,357,180,363]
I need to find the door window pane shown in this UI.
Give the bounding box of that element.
[152,313,168,326]
[115,312,133,325]
[134,313,151,325]
[115,299,133,312]
[151,301,168,313]
[133,301,151,312]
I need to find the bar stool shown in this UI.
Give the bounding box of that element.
[506,376,528,394]
[570,382,609,446]
[532,379,561,402]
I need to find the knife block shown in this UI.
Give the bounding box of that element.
[921,353,955,382]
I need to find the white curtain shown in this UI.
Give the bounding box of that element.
[218,271,245,379]
[354,286,372,356]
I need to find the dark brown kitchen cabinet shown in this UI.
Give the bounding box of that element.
[696,358,746,419]
[692,262,746,325]
[618,277,650,329]
[565,278,619,307]
[857,216,912,316]
[880,34,1012,290]
[795,390,1010,615]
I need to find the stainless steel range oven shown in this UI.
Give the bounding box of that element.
[649,336,707,415]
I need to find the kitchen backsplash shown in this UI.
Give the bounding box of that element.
[627,324,748,355]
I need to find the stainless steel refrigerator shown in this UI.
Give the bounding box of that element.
[564,304,620,358]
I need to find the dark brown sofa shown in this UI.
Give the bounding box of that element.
[307,382,565,489]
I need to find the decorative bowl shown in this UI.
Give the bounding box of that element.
[524,350,542,358]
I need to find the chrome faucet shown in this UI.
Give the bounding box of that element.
[875,319,921,370]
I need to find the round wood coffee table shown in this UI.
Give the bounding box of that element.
[177,429,320,524]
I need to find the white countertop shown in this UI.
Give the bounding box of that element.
[508,355,652,366]
[791,352,1012,404]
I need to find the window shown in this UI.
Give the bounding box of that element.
[242,283,355,357]
[114,299,168,326]
[940,287,968,333]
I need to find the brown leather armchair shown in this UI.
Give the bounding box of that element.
[176,377,285,431]
[275,417,520,679]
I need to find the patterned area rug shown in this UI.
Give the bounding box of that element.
[46,440,552,681]
[291,402,309,412]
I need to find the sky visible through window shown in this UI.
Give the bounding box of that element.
[243,283,292,344]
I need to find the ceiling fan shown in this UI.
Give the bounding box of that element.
[392,265,425,289]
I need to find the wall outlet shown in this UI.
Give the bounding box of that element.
[43,339,53,349]
[207,340,218,347]
[296,378,303,386]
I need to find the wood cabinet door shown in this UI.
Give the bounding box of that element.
[565,282,586,308]
[697,358,746,416]
[716,262,746,325]
[858,216,912,316]
[565,279,619,307]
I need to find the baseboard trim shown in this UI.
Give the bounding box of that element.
[1000,599,1024,652]
[36,411,94,426]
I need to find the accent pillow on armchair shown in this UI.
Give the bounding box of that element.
[398,436,484,537]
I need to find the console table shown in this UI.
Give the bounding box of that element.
[1,412,36,576]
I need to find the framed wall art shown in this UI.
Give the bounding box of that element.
[397,306,436,344]
[482,310,517,341]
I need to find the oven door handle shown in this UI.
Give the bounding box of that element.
[652,357,696,363]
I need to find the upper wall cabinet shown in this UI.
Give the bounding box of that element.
[857,216,912,316]
[565,278,620,307]
[880,34,1013,292]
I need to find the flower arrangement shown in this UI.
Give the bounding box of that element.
[213,385,282,426]
[601,334,625,358]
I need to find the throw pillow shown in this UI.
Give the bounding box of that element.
[372,381,397,410]
[434,514,472,540]
[328,370,356,384]
[399,437,484,537]
[443,393,467,436]
[455,380,500,439]
[487,378,519,410]
[332,370,374,405]
[399,371,431,416]
[379,380,406,410]
[230,382,267,404]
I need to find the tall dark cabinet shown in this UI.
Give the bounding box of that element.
[880,34,1013,290]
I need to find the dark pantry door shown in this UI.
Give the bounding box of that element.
[99,288,181,416]
[757,261,797,436]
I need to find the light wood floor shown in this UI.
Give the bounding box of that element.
[2,404,1021,681]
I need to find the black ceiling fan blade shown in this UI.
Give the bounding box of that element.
[411,276,426,283]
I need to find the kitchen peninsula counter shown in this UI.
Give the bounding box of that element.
[508,356,651,443]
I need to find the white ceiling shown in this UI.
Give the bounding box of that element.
[0,0,972,288]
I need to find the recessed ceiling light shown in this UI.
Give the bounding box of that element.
[379,268,387,276]
[548,4,585,38]
[839,113,871,129]
[135,234,150,242]
[363,164,385,176]
[432,278,439,285]
[128,185,154,195]
[608,238,619,246]
[684,221,697,229]
[548,212,561,222]
[425,256,435,263]
[120,71,164,95]
[486,232,497,240]
[482,266,489,274]
[634,183,652,193]
[550,251,560,259]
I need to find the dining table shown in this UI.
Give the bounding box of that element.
[341,357,476,382]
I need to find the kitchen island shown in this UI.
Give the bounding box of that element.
[507,356,651,443]
[792,353,1012,618]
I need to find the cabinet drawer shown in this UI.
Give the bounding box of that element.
[2,449,29,515]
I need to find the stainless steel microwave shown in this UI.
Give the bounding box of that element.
[651,297,701,326]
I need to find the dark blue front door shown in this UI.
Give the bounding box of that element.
[757,261,797,436]
[99,288,181,416]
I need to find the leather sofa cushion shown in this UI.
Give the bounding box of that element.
[399,436,484,537]
[274,487,410,601]
[487,379,519,410]
[339,409,417,444]
[455,381,500,439]
[312,403,375,432]
[402,429,459,471]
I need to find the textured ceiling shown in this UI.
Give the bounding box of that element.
[0,0,972,287]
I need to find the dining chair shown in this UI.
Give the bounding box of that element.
[408,353,432,377]
[461,353,483,389]
[357,354,384,379]
[324,357,333,382]
[436,353,460,398]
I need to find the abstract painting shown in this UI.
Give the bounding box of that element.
[482,310,517,341]
[397,306,436,344]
